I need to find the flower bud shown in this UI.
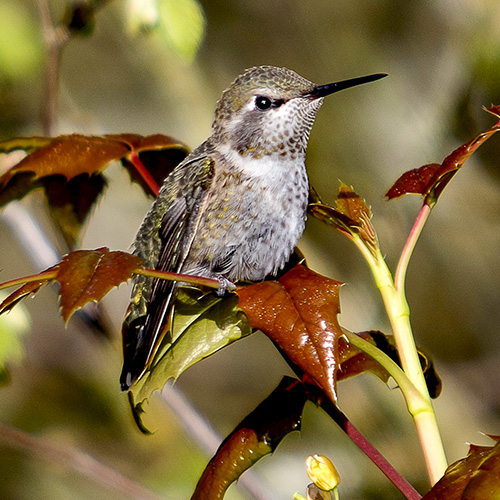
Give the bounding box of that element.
[306,454,340,491]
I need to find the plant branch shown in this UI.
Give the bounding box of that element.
[37,0,71,135]
[352,237,447,484]
[394,203,432,293]
[307,387,422,500]
[37,0,115,135]
[128,151,160,196]
[135,267,222,290]
[0,422,165,500]
[0,270,57,291]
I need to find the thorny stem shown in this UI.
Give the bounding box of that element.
[350,233,447,485]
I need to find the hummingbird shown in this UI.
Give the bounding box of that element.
[120,65,386,390]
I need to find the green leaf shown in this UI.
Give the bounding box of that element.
[0,291,30,383]
[130,288,251,408]
[157,0,206,60]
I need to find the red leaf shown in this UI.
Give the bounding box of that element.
[422,436,500,500]
[56,248,142,322]
[387,108,500,202]
[191,377,308,500]
[0,134,189,245]
[237,265,343,402]
[385,163,441,199]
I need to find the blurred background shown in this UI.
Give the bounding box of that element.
[1,0,500,498]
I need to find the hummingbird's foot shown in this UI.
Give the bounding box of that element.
[216,276,236,296]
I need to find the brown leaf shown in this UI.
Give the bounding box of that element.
[0,280,49,315]
[191,377,308,500]
[0,134,189,245]
[0,135,128,184]
[387,109,500,202]
[309,184,379,256]
[0,133,189,194]
[56,248,142,322]
[308,202,358,232]
[422,436,500,500]
[237,265,343,402]
[42,174,106,248]
[385,163,441,200]
[336,183,371,223]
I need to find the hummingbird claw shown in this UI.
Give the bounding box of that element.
[216,276,236,296]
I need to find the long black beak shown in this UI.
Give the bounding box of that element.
[306,73,387,99]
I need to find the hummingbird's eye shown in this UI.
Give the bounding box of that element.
[255,96,272,110]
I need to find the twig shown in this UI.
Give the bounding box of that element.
[129,151,161,197]
[394,203,431,294]
[308,390,422,500]
[37,0,70,135]
[136,267,221,290]
[0,422,165,500]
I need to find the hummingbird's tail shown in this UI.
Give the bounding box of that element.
[120,280,177,391]
[120,312,150,390]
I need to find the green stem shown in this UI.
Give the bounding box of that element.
[350,234,447,484]
[343,331,428,415]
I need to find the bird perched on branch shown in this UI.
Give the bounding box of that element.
[120,65,386,390]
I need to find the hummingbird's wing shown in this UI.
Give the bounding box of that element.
[120,150,216,390]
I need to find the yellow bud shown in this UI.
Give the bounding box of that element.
[306,454,340,492]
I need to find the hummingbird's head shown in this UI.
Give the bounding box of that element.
[211,66,386,160]
[212,66,319,159]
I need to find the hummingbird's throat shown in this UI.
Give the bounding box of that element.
[230,97,323,160]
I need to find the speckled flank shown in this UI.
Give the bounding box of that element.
[135,66,325,283]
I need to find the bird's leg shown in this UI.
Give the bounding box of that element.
[216,275,236,296]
